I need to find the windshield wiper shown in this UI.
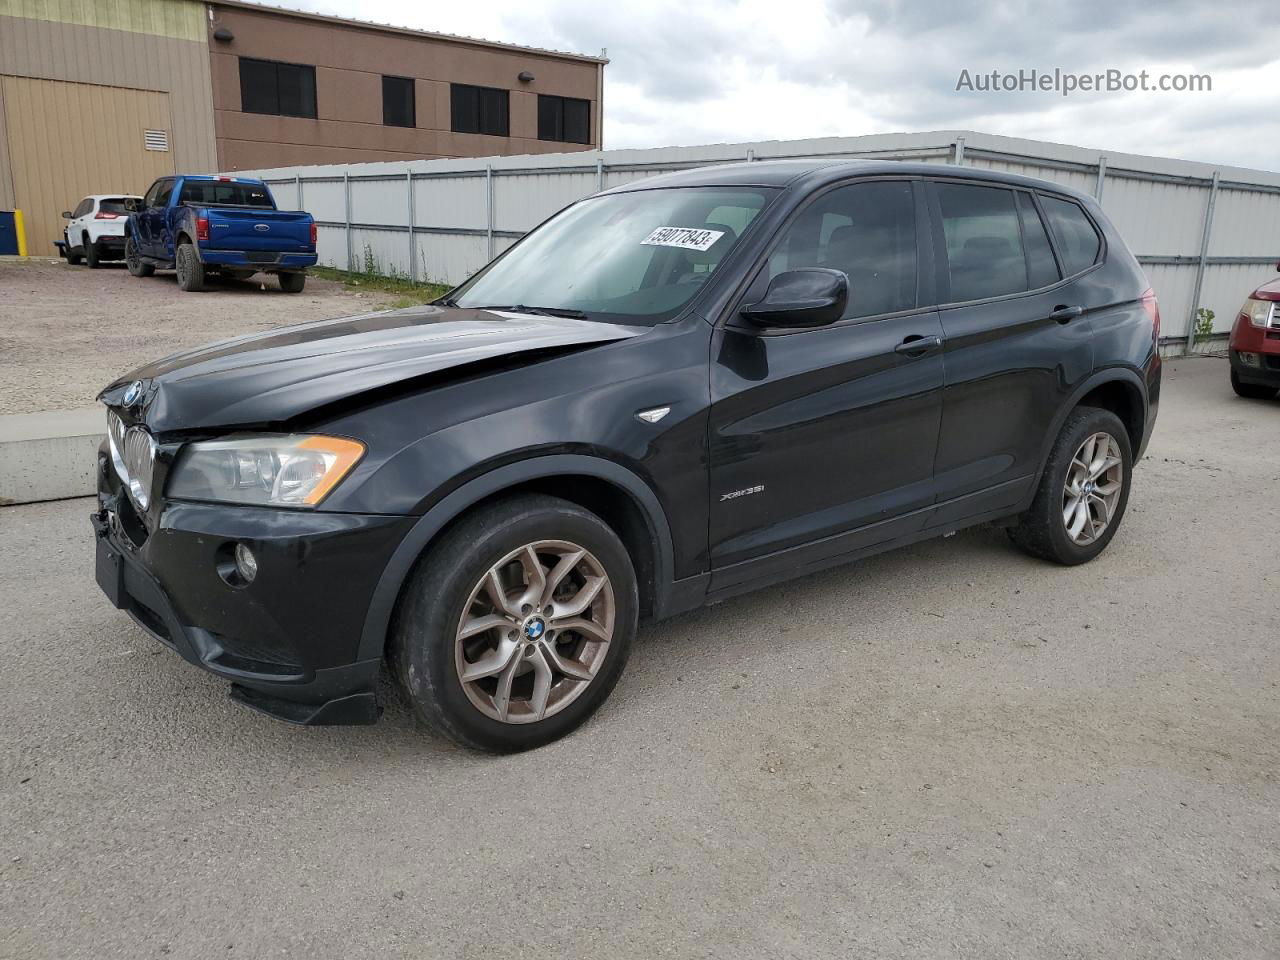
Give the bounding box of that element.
[473,304,587,319]
[436,296,460,307]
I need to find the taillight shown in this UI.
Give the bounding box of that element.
[310,222,317,245]
[94,211,119,220]
[1141,287,1160,342]
[196,216,209,241]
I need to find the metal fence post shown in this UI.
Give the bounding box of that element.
[485,164,494,261]
[406,171,416,282]
[1186,170,1220,355]
[595,156,603,192]
[343,172,353,272]
[952,137,965,166]
[294,174,302,210]
[746,148,755,162]
[1094,155,1107,203]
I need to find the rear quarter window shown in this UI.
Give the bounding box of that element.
[1039,195,1101,276]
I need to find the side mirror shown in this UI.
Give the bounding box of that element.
[61,211,73,220]
[124,199,140,213]
[740,268,848,329]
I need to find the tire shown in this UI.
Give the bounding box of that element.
[389,493,638,753]
[1008,406,1133,565]
[278,272,306,293]
[125,236,153,277]
[67,238,83,266]
[84,234,99,269]
[175,242,204,292]
[1231,369,1277,400]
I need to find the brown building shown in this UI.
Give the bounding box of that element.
[0,0,605,256]
[209,1,606,170]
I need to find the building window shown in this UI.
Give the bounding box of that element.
[382,76,415,128]
[450,84,509,136]
[537,95,591,144]
[239,57,317,119]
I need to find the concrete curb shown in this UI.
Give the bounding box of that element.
[0,407,102,505]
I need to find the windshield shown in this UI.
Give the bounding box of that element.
[178,181,273,208]
[451,186,776,323]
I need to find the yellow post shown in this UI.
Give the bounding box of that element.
[13,209,27,256]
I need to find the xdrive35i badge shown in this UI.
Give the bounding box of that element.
[720,485,765,502]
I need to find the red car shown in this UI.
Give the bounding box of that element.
[1230,267,1280,399]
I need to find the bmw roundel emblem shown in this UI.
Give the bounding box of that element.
[524,617,546,640]
[123,380,143,406]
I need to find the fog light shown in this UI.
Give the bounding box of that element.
[1237,351,1261,368]
[234,543,258,583]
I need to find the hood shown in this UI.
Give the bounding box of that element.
[99,305,646,433]
[1252,276,1280,302]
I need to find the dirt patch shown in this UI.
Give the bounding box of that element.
[0,257,402,414]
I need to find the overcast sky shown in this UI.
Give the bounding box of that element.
[290,0,1280,172]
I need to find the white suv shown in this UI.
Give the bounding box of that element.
[61,195,141,268]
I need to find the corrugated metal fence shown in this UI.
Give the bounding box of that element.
[239,130,1280,354]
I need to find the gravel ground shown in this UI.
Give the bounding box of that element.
[1,356,1278,959]
[0,257,399,414]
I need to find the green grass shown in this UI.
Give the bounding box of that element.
[312,265,450,308]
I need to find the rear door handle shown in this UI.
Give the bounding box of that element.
[1048,304,1084,323]
[895,334,943,356]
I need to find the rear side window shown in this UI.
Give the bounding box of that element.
[764,180,917,320]
[1039,195,1101,276]
[1017,193,1060,289]
[936,183,1027,302]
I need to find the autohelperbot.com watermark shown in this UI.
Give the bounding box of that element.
[956,68,1211,96]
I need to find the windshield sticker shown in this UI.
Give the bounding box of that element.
[641,226,725,252]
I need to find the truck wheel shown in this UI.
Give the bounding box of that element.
[175,242,204,292]
[1230,370,1276,400]
[67,238,83,266]
[278,272,306,293]
[389,494,638,753]
[84,234,100,269]
[1008,406,1133,566]
[125,237,153,277]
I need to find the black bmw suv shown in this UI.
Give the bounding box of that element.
[94,160,1161,751]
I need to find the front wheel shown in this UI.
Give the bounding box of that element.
[1231,369,1277,400]
[1008,406,1133,565]
[125,236,153,277]
[389,494,638,752]
[67,237,83,266]
[84,234,99,269]
[278,272,306,293]
[175,242,204,292]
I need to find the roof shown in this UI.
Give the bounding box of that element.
[209,0,610,65]
[606,158,1098,202]
[83,194,142,200]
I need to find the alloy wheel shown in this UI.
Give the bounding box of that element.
[1062,432,1124,545]
[454,540,615,724]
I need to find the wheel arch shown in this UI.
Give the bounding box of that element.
[356,455,676,663]
[1031,368,1147,491]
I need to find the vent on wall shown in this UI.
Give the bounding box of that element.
[143,129,169,152]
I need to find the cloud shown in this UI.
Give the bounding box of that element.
[286,0,1280,171]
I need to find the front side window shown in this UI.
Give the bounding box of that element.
[383,76,415,128]
[1039,195,1101,276]
[74,199,93,218]
[936,183,1029,302]
[451,187,775,324]
[538,95,590,144]
[142,181,163,208]
[153,180,175,208]
[239,57,317,119]
[760,180,917,320]
[451,84,509,136]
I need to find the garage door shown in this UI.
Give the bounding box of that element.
[1,75,175,257]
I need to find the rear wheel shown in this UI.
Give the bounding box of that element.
[389,494,638,752]
[125,236,153,277]
[1008,406,1133,565]
[83,233,99,269]
[175,242,204,292]
[278,272,306,293]
[1231,369,1277,400]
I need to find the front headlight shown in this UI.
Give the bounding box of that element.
[1242,298,1276,328]
[167,434,365,507]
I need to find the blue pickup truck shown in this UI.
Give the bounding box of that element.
[125,175,317,293]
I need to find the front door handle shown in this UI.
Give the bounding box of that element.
[895,334,943,356]
[1048,304,1084,323]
